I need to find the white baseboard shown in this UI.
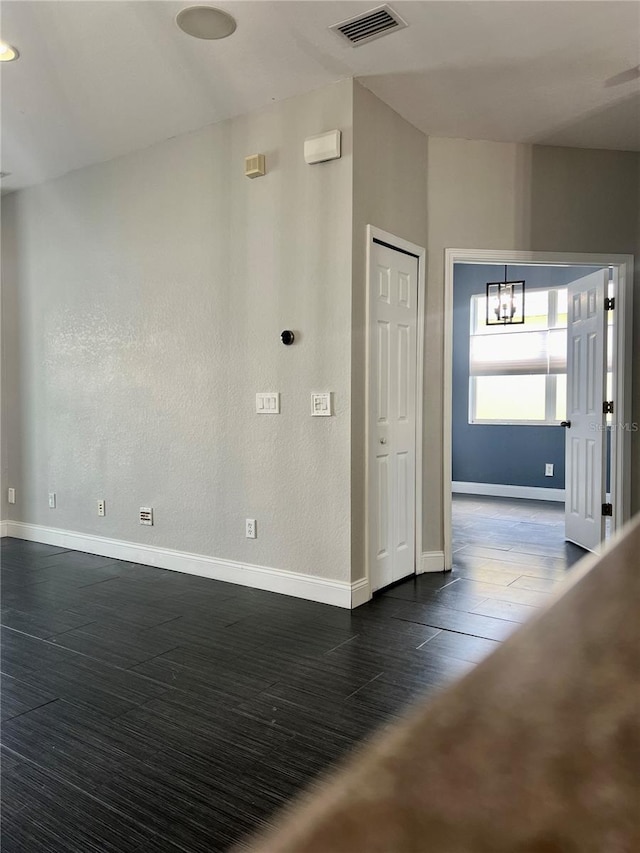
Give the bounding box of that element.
[0,520,8,538]
[452,482,566,503]
[3,522,356,609]
[419,551,446,573]
[351,577,371,608]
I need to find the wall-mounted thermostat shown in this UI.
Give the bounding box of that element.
[311,393,332,416]
[304,130,341,165]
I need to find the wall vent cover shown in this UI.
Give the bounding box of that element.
[330,5,407,47]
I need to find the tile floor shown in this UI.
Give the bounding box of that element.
[0,496,587,852]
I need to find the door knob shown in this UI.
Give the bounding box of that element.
[379,437,387,444]
[560,421,571,428]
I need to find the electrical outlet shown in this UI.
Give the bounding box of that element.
[48,492,56,509]
[97,499,105,517]
[545,463,554,477]
[246,518,257,539]
[7,488,16,504]
[139,507,153,526]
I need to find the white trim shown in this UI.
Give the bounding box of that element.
[351,577,371,609]
[611,260,634,529]
[444,249,634,569]
[365,226,426,598]
[4,522,355,609]
[453,482,565,502]
[0,520,8,538]
[419,551,445,573]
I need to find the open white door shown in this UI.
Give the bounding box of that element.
[565,270,608,553]
[369,240,418,592]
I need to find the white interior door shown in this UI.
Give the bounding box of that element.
[369,240,418,592]
[565,269,608,553]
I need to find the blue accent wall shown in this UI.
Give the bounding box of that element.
[452,264,602,489]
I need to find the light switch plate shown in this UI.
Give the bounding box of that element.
[256,392,280,414]
[311,392,332,416]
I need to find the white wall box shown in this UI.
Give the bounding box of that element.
[304,130,341,165]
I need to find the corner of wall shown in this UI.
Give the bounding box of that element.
[350,84,428,584]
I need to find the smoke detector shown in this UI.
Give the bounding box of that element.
[330,5,407,47]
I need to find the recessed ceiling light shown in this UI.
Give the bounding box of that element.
[176,6,237,40]
[0,42,19,62]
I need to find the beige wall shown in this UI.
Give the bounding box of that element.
[1,79,355,582]
[351,81,428,579]
[425,137,640,554]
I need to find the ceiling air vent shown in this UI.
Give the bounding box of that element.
[330,5,407,47]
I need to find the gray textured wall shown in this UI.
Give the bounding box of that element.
[1,79,355,582]
[426,138,639,554]
[351,81,428,579]
[2,86,638,589]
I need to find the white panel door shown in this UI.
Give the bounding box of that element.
[370,241,418,592]
[565,270,608,553]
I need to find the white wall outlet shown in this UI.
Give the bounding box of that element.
[48,492,56,509]
[256,392,280,414]
[311,392,332,416]
[545,463,554,477]
[246,518,257,539]
[7,488,16,504]
[97,499,106,517]
[139,507,153,526]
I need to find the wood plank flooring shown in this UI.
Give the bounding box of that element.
[1,496,586,852]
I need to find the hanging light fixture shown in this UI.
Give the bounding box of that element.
[486,266,525,325]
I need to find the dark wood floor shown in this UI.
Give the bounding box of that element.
[1,496,586,852]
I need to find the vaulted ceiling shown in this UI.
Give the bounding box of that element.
[2,1,639,192]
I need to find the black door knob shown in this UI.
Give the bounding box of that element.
[560,420,571,428]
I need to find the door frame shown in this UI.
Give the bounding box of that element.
[443,248,634,570]
[364,226,426,598]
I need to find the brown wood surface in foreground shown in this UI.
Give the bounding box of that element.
[238,517,640,853]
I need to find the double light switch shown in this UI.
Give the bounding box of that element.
[255,392,333,416]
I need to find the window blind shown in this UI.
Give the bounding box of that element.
[469,329,566,376]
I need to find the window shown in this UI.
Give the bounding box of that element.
[468,288,567,425]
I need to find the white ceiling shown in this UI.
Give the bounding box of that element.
[1,1,639,192]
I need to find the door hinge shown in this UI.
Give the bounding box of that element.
[603,401,614,414]
[602,503,613,517]
[605,297,615,311]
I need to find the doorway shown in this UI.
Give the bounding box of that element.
[444,250,634,570]
[366,227,426,595]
